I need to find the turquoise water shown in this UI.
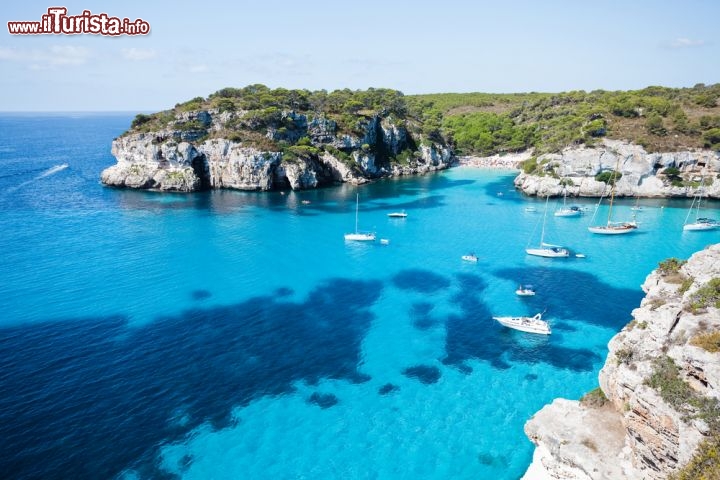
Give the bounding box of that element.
[0,114,718,479]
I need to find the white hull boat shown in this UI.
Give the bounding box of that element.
[683,219,720,231]
[587,222,637,235]
[345,193,375,241]
[683,180,718,231]
[387,211,407,218]
[493,312,551,335]
[526,196,570,257]
[515,285,536,296]
[344,232,376,241]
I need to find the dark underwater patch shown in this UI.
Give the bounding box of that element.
[190,289,211,300]
[402,365,441,384]
[0,277,382,480]
[378,383,400,395]
[392,269,451,294]
[307,392,339,409]
[442,267,611,372]
[410,302,438,330]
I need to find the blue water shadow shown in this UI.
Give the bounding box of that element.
[442,272,607,372]
[0,277,382,479]
[493,267,644,329]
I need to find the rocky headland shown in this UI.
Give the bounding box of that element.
[101,88,454,192]
[523,244,720,479]
[514,139,720,199]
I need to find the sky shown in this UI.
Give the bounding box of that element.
[1,0,719,111]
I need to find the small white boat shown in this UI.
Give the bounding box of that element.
[554,191,582,217]
[524,206,537,213]
[554,205,582,217]
[588,160,637,235]
[462,254,478,262]
[587,222,637,234]
[515,285,536,296]
[493,312,551,335]
[683,180,719,231]
[684,218,720,231]
[387,210,407,218]
[575,253,586,258]
[526,196,571,258]
[380,238,390,245]
[345,194,376,242]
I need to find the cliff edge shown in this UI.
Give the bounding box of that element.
[101,87,454,192]
[523,244,720,479]
[514,139,720,198]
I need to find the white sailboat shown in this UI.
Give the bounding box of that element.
[344,193,376,241]
[526,196,570,258]
[683,178,719,231]
[588,160,637,234]
[554,189,581,217]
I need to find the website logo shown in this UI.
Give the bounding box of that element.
[8,7,150,36]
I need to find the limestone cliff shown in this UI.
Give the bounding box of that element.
[523,244,720,479]
[101,90,454,192]
[514,139,720,198]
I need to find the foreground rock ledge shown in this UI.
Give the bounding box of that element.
[523,244,720,479]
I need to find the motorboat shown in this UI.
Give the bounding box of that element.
[493,312,551,335]
[387,210,407,218]
[515,285,536,296]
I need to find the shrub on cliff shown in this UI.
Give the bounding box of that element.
[703,128,720,150]
[658,257,687,276]
[595,170,622,185]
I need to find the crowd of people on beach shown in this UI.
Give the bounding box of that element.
[457,155,524,170]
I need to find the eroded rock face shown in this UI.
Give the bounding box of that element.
[514,139,720,198]
[523,244,720,480]
[101,110,454,192]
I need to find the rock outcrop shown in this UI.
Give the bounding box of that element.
[514,139,720,198]
[102,108,454,192]
[523,244,720,479]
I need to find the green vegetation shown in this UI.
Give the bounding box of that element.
[579,387,608,408]
[615,348,634,365]
[409,84,720,155]
[658,258,687,276]
[125,83,720,160]
[595,170,622,185]
[648,355,720,480]
[679,276,695,294]
[687,278,720,313]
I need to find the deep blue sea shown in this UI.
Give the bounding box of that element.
[0,113,718,480]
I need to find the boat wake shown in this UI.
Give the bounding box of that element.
[5,163,69,193]
[37,163,69,179]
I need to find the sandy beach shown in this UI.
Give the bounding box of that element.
[456,151,533,170]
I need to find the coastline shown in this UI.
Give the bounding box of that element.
[456,151,530,170]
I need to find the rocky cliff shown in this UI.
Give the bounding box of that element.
[101,90,454,192]
[523,244,720,479]
[514,139,720,198]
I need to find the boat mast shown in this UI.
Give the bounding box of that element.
[696,177,705,222]
[540,195,549,244]
[606,157,621,226]
[355,193,359,233]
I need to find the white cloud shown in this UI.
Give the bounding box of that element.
[189,64,208,73]
[0,45,91,68]
[669,38,706,48]
[121,47,157,61]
